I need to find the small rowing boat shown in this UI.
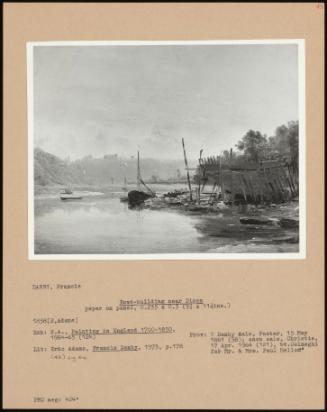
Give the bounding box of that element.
[60,194,83,200]
[60,187,83,201]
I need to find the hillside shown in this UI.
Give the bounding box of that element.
[34,148,192,187]
[34,148,79,186]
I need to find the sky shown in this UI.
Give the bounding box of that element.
[33,43,299,160]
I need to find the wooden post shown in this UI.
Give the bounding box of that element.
[182,138,193,201]
[240,174,248,203]
[230,171,235,204]
[197,149,203,204]
[228,149,234,204]
[287,164,296,192]
[219,155,222,197]
[280,165,294,196]
[248,174,256,202]
[276,171,286,200]
[219,155,225,200]
[209,182,217,203]
[258,173,264,203]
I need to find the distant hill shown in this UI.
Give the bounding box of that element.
[34,148,79,186]
[34,148,193,186]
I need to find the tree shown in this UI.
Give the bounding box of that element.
[270,121,299,158]
[235,130,267,162]
[274,124,291,154]
[221,150,230,161]
[287,121,299,173]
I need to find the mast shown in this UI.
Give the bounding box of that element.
[182,138,193,201]
[137,151,141,190]
[135,151,155,196]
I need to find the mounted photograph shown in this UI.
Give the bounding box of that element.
[27,40,305,259]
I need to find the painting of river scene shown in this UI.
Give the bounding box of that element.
[29,41,304,258]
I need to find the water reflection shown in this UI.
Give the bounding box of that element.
[34,188,299,254]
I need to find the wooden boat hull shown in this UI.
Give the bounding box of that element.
[60,195,83,200]
[128,190,153,205]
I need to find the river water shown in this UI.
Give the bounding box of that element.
[34,184,300,255]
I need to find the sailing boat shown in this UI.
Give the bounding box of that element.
[127,151,155,205]
[60,186,83,200]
